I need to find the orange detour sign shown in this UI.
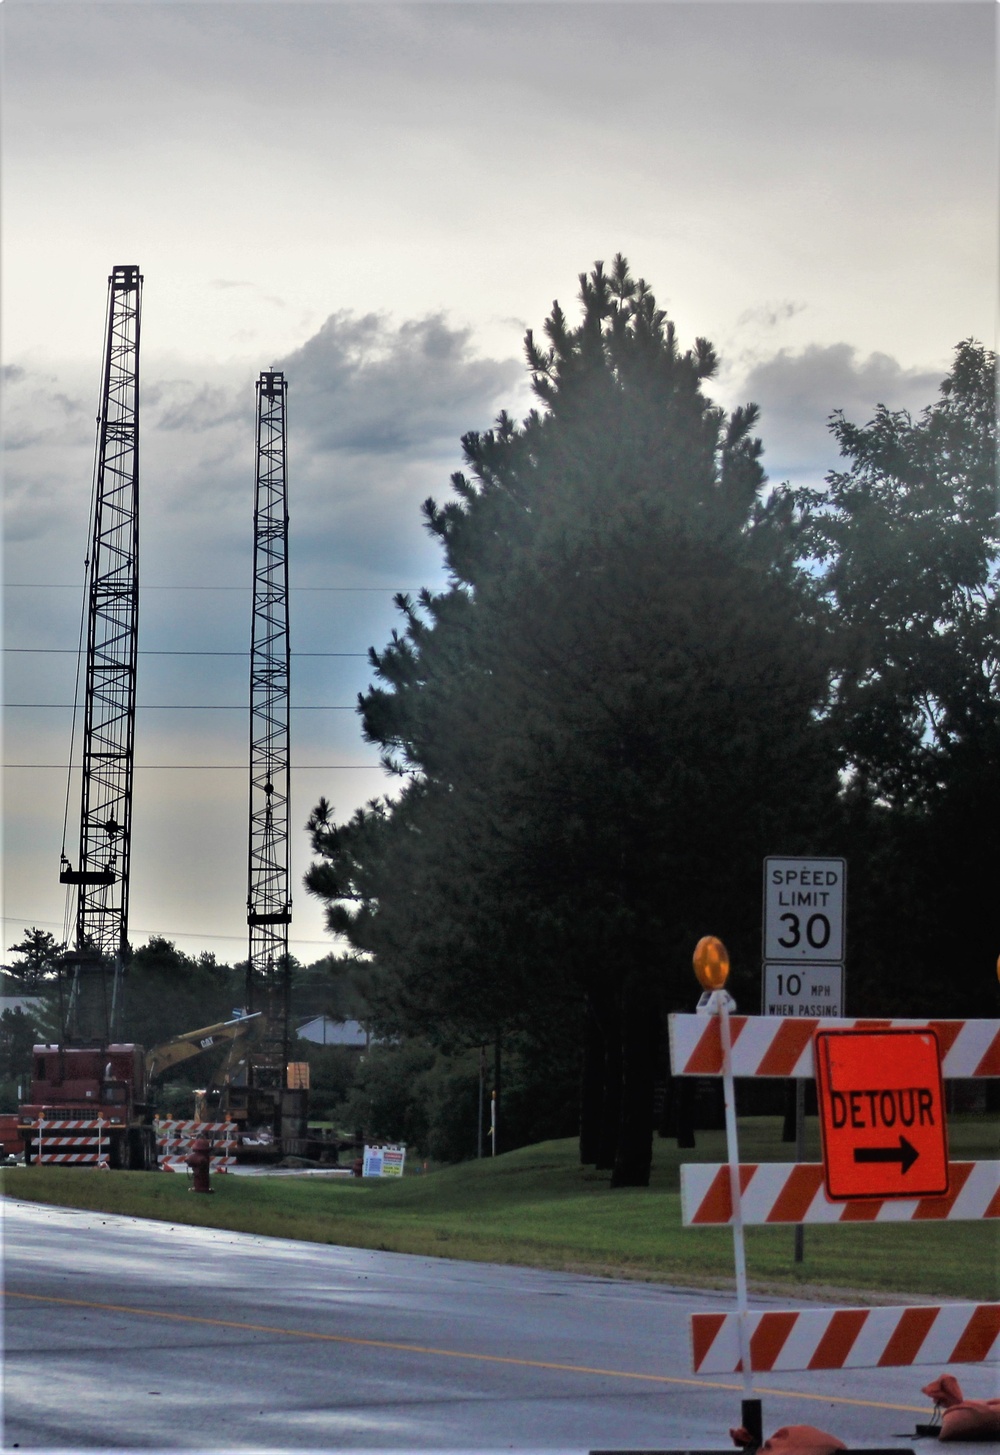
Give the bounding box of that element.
[814,1027,949,1201]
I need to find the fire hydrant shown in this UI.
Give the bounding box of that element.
[187,1135,214,1194]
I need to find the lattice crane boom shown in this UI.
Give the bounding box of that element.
[59,264,142,1041]
[246,370,291,1087]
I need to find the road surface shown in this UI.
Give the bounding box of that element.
[2,1198,992,1451]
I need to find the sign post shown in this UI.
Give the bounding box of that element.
[763,857,847,1263]
[692,937,760,1445]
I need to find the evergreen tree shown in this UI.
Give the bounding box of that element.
[308,258,837,1181]
[5,928,65,991]
[124,938,242,1049]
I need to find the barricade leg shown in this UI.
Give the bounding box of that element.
[740,1398,762,1449]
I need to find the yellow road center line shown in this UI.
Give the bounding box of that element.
[2,1291,927,1414]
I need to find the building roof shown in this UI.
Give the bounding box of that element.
[296,1016,368,1048]
[0,996,44,1017]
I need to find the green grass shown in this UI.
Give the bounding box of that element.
[4,1117,996,1301]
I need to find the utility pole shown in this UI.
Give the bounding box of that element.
[59,264,142,1043]
[245,370,291,1099]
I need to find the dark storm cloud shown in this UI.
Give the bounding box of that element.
[3,307,519,593]
[744,343,944,485]
[277,311,520,456]
[271,309,521,583]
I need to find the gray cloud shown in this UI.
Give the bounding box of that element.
[739,343,945,486]
[277,311,520,457]
[1,364,91,451]
[736,301,807,331]
[3,308,521,593]
[154,381,251,435]
[9,6,991,141]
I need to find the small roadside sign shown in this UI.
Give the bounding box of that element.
[764,857,846,963]
[363,1143,406,1177]
[762,963,844,1017]
[814,1028,949,1200]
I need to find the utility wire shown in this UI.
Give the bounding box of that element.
[1,912,338,950]
[4,583,421,592]
[4,648,367,657]
[5,703,357,710]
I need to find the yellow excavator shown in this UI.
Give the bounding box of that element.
[20,1012,263,1170]
[144,1011,261,1083]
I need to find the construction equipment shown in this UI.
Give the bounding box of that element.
[57,264,142,1041]
[19,1041,155,1168]
[142,1011,261,1081]
[18,1014,262,1167]
[221,370,306,1152]
[18,266,148,1169]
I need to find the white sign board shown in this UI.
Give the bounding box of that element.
[362,1144,406,1177]
[763,857,846,963]
[762,962,844,1018]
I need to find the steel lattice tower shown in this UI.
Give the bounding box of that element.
[60,265,142,1039]
[246,370,291,1088]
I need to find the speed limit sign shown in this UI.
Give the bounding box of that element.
[763,857,846,963]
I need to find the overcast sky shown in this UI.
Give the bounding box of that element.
[2,1,996,973]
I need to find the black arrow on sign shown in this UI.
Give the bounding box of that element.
[853,1135,919,1175]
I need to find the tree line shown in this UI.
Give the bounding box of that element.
[0,932,365,1118]
[304,256,998,1183]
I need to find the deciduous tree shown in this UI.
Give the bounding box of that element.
[791,341,998,1017]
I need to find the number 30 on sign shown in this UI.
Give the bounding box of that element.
[763,857,846,963]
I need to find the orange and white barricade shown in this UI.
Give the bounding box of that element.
[681,1159,1000,1226]
[669,1014,1000,1081]
[155,1118,237,1173]
[669,977,999,1391]
[692,1302,1000,1374]
[35,1116,111,1168]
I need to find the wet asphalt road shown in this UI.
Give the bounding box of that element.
[2,1198,994,1452]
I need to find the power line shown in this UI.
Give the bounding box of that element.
[3,583,421,592]
[2,913,339,951]
[5,703,357,710]
[5,763,383,770]
[4,649,368,657]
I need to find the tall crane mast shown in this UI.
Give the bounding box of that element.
[59,264,142,1043]
[245,370,291,1093]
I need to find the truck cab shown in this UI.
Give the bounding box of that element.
[18,1043,156,1169]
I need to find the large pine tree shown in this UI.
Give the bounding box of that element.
[307,258,837,1182]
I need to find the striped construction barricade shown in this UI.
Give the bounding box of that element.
[668,1014,1000,1081]
[681,1159,1000,1225]
[35,1117,110,1168]
[692,1302,1000,1374]
[155,1118,237,1173]
[668,993,999,1440]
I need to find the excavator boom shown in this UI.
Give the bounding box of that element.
[144,1012,261,1080]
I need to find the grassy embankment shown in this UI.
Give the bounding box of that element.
[4,1116,996,1301]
